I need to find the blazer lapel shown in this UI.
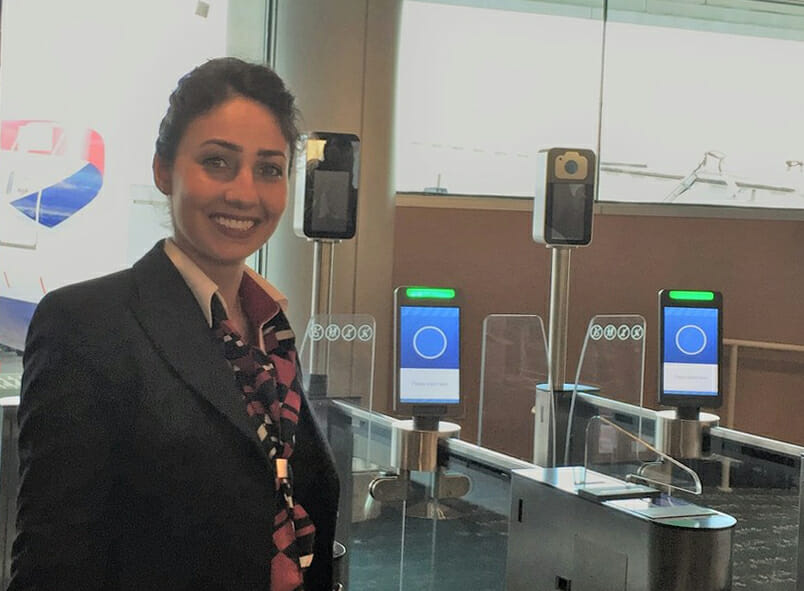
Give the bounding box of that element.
[129,241,269,464]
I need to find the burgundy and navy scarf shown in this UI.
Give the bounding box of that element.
[211,296,315,591]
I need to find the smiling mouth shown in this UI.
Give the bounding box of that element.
[211,215,257,232]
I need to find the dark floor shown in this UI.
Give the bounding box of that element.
[347,486,799,591]
[349,498,507,591]
[699,487,799,591]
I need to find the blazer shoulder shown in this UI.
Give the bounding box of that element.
[35,239,167,322]
[35,267,136,323]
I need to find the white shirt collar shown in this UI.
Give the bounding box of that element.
[163,239,288,328]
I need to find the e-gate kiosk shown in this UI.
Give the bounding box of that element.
[370,287,470,514]
[505,148,735,590]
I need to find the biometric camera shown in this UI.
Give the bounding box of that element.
[532,147,596,246]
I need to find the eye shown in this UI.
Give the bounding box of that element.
[256,162,284,179]
[202,156,229,170]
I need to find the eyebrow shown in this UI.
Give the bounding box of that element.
[201,139,287,159]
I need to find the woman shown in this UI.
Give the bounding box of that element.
[10,58,339,591]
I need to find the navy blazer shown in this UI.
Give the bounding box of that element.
[9,241,340,591]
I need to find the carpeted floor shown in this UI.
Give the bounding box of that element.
[347,485,799,590]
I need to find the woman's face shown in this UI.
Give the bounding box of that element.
[154,95,289,273]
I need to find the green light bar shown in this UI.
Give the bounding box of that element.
[668,290,715,301]
[406,287,456,299]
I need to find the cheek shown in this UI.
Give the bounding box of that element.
[167,190,203,235]
[264,187,288,217]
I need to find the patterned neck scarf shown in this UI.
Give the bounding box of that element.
[211,297,315,591]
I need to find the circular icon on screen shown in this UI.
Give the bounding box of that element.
[675,324,707,356]
[412,325,448,360]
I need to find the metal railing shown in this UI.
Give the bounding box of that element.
[723,338,804,428]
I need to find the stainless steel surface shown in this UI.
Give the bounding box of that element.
[436,471,472,499]
[710,425,804,458]
[577,391,657,419]
[547,246,571,393]
[575,389,804,459]
[335,392,804,470]
[391,419,460,473]
[538,246,572,468]
[443,436,535,472]
[532,386,552,467]
[309,240,323,374]
[368,471,418,503]
[327,241,335,315]
[655,410,720,459]
[506,467,735,591]
[311,239,322,320]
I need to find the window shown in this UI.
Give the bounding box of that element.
[395,0,804,211]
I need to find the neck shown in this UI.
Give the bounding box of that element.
[209,261,251,341]
[207,263,246,312]
[169,238,246,305]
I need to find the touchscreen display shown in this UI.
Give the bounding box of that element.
[399,305,460,404]
[310,170,351,234]
[662,306,719,397]
[547,182,588,242]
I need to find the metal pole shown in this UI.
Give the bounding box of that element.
[726,344,739,428]
[547,247,572,393]
[533,246,572,467]
[798,453,804,590]
[311,240,323,320]
[327,241,336,315]
[324,241,336,379]
[309,240,323,379]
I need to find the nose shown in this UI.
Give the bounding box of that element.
[223,166,259,207]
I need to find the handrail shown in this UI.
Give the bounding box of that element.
[723,337,804,428]
[724,338,804,354]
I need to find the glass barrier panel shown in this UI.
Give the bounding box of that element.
[345,417,406,591]
[579,416,701,496]
[560,385,804,591]
[477,314,547,461]
[423,454,509,591]
[565,314,646,464]
[298,314,389,590]
[299,314,376,404]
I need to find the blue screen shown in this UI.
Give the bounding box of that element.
[399,305,460,404]
[663,306,719,396]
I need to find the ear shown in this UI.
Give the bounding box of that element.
[152,154,172,196]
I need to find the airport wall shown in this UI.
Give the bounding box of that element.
[391,203,804,447]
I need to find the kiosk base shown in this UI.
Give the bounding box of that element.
[655,409,719,459]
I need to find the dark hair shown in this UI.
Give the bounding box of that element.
[155,57,300,164]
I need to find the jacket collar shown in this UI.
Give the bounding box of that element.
[162,238,289,328]
[129,240,269,465]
